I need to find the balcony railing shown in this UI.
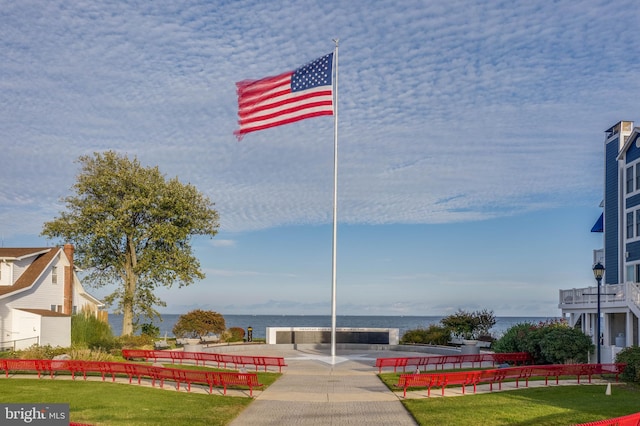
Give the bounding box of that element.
[559,282,640,310]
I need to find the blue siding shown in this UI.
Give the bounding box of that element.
[605,138,619,284]
[626,135,640,163]
[626,240,640,262]
[626,193,640,209]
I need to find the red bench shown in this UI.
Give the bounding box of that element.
[576,411,640,426]
[121,349,287,372]
[397,363,626,398]
[0,358,264,397]
[397,370,481,398]
[377,352,532,373]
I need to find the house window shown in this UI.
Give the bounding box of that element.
[51,305,56,312]
[635,166,640,191]
[627,166,634,193]
[627,212,634,238]
[636,265,640,283]
[51,266,58,284]
[636,210,640,237]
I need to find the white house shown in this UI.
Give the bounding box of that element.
[559,121,640,363]
[0,244,104,349]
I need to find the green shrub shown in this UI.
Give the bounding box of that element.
[493,322,536,353]
[616,346,640,382]
[401,325,451,345]
[140,323,160,338]
[494,319,593,364]
[71,312,116,350]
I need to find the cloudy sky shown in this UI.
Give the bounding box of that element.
[1,0,636,317]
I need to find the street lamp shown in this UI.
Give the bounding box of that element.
[592,262,605,364]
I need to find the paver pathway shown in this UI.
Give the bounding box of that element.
[228,348,417,425]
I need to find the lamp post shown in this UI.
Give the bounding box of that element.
[592,262,605,364]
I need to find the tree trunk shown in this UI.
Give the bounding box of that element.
[121,236,137,336]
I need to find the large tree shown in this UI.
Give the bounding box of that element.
[42,151,220,335]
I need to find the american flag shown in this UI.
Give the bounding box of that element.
[234,53,334,139]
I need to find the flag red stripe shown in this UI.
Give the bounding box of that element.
[238,90,333,119]
[234,110,334,137]
[236,72,292,97]
[239,99,334,126]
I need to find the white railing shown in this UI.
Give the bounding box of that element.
[559,282,640,311]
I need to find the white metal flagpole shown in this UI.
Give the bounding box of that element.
[331,39,339,358]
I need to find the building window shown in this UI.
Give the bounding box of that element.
[50,305,56,312]
[627,212,634,239]
[636,210,640,238]
[51,266,58,284]
[636,265,640,283]
[635,166,640,191]
[627,166,634,193]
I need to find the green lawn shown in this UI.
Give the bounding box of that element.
[0,379,252,425]
[402,384,640,425]
[378,371,640,425]
[1,374,638,425]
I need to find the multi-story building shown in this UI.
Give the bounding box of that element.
[559,121,640,363]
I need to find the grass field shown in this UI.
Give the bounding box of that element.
[0,378,251,425]
[402,384,640,425]
[0,373,638,425]
[378,371,640,425]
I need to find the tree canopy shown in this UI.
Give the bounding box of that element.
[172,309,226,340]
[42,151,220,335]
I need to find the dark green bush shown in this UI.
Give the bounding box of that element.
[140,323,160,338]
[493,322,536,353]
[400,325,451,345]
[616,346,640,382]
[494,319,593,364]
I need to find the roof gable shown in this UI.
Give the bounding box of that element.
[617,128,640,161]
[0,247,60,297]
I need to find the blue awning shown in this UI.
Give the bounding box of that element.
[591,213,603,233]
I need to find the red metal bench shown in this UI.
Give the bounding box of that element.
[376,352,532,373]
[1,358,264,397]
[121,349,287,372]
[576,411,640,426]
[397,371,481,398]
[397,363,626,398]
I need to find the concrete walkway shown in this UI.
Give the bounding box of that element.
[225,345,613,425]
[228,346,417,425]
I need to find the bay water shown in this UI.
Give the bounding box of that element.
[107,314,558,340]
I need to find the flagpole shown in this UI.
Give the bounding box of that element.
[330,39,339,358]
